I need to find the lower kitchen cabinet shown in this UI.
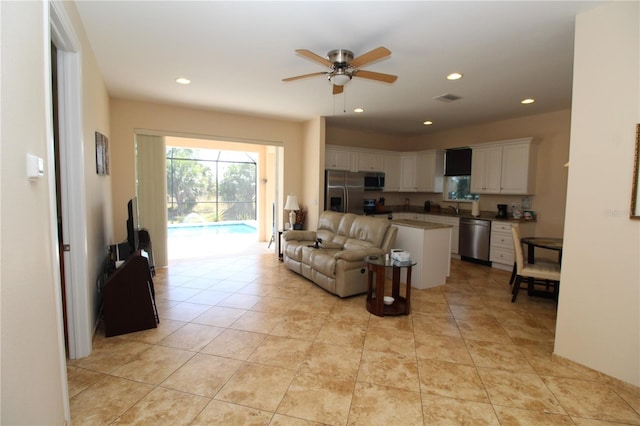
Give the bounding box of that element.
[392,213,460,255]
[424,214,460,255]
[490,220,535,270]
[394,223,452,289]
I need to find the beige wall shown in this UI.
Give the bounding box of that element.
[1,0,111,422]
[327,109,571,237]
[555,1,639,386]
[301,117,325,230]
[109,99,305,241]
[75,3,114,333]
[326,126,401,150]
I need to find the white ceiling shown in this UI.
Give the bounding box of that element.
[75,1,603,136]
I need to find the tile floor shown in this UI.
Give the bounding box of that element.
[68,246,640,425]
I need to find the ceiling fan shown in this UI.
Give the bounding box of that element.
[283,47,397,95]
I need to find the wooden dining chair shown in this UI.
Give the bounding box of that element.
[511,225,561,303]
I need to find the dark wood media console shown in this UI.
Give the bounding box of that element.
[103,230,159,337]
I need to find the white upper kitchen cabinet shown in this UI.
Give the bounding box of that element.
[416,150,444,193]
[399,151,445,193]
[357,152,384,172]
[383,153,400,192]
[470,138,535,195]
[470,145,502,193]
[500,142,535,194]
[399,154,417,191]
[325,147,352,171]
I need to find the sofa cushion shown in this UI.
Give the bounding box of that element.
[284,241,306,261]
[336,213,357,237]
[309,249,343,277]
[319,241,343,249]
[344,216,391,249]
[343,238,375,250]
[315,211,342,244]
[318,211,343,233]
[335,247,384,262]
[282,230,316,242]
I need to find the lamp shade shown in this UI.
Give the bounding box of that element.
[285,195,299,211]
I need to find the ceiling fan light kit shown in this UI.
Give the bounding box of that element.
[283,46,397,95]
[330,72,351,86]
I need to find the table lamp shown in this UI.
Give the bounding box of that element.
[284,195,299,230]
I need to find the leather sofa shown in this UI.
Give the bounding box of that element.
[282,211,397,297]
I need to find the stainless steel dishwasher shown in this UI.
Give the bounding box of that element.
[459,218,492,264]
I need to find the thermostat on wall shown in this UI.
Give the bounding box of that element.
[27,154,44,180]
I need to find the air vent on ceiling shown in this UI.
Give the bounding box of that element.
[434,93,462,102]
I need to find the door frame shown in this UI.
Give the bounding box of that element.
[138,130,284,259]
[49,1,91,360]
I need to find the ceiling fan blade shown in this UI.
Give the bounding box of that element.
[282,72,327,82]
[349,46,391,68]
[332,84,344,95]
[295,49,332,68]
[353,70,398,84]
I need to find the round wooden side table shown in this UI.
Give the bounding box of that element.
[365,255,416,317]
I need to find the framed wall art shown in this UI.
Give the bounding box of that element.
[631,124,640,219]
[95,131,110,175]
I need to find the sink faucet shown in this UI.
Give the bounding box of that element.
[448,203,460,215]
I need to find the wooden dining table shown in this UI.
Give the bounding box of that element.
[521,237,563,264]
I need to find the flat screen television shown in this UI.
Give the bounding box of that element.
[126,197,139,254]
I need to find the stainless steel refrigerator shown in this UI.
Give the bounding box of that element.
[325,170,365,214]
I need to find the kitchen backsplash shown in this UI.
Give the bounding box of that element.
[366,191,533,216]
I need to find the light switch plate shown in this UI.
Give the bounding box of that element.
[27,154,44,180]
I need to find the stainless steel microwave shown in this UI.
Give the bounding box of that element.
[364,172,385,191]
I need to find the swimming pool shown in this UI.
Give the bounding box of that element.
[168,221,259,260]
[168,221,257,237]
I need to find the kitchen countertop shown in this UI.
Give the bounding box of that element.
[391,219,453,230]
[378,205,536,223]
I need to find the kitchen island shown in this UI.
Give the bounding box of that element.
[392,219,452,289]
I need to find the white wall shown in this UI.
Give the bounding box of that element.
[0,2,64,424]
[555,1,639,386]
[0,3,67,422]
[1,1,111,422]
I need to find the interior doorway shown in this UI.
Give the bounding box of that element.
[50,41,69,355]
[136,134,281,264]
[50,1,92,361]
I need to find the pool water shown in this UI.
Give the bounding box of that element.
[168,222,257,237]
[167,221,260,260]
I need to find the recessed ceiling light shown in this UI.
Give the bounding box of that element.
[521,98,535,104]
[423,120,433,126]
[354,108,364,113]
[446,72,463,80]
[176,77,191,85]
